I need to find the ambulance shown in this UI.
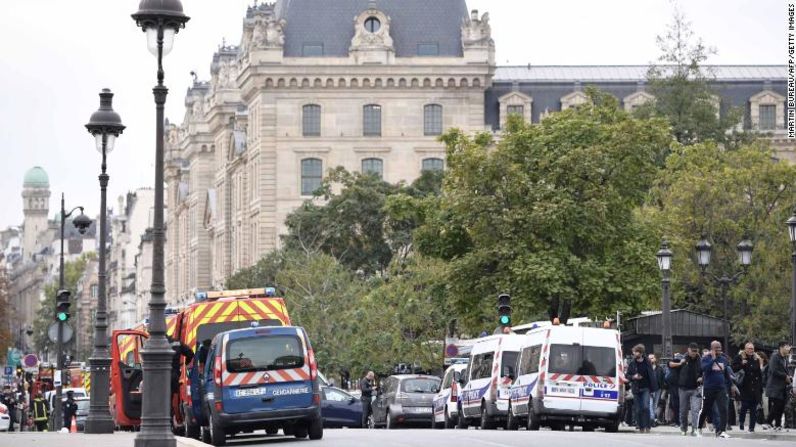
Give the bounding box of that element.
[109,287,292,434]
[456,334,523,429]
[506,326,623,432]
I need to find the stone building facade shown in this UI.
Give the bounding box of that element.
[164,0,790,304]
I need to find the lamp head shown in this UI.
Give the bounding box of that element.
[85,89,125,153]
[656,239,673,272]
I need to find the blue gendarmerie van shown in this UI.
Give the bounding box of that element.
[200,325,322,445]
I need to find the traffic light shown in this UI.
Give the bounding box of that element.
[497,293,512,327]
[55,289,71,322]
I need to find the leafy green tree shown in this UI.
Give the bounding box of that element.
[32,252,95,354]
[225,250,284,290]
[638,8,750,149]
[642,141,796,344]
[417,90,672,332]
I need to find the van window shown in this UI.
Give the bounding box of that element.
[519,345,542,375]
[471,352,494,380]
[196,319,282,351]
[581,346,617,376]
[226,335,304,373]
[549,344,617,376]
[501,351,519,377]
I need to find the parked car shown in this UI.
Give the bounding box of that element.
[74,397,90,431]
[321,386,362,428]
[372,375,440,429]
[0,402,10,431]
[432,363,468,429]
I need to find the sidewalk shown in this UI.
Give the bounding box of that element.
[0,432,206,447]
[642,423,796,440]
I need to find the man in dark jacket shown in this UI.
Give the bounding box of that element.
[672,343,702,436]
[360,371,375,428]
[648,353,665,425]
[626,344,658,433]
[732,342,763,432]
[62,390,78,429]
[698,340,732,438]
[1,387,18,432]
[31,392,49,432]
[766,342,793,430]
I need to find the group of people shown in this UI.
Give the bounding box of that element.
[0,385,79,432]
[624,340,795,438]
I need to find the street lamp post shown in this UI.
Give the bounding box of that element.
[695,233,753,351]
[84,89,125,434]
[131,2,189,446]
[786,208,796,346]
[656,240,674,359]
[52,194,91,431]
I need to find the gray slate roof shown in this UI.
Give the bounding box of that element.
[495,65,786,82]
[276,0,469,57]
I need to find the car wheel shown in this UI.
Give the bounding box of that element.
[582,424,595,432]
[209,413,226,447]
[605,418,619,433]
[386,411,394,429]
[506,404,519,431]
[367,414,375,429]
[308,417,323,440]
[479,402,495,430]
[294,423,309,439]
[283,424,295,436]
[265,426,279,435]
[201,426,211,443]
[527,407,541,431]
[444,406,455,429]
[550,422,565,431]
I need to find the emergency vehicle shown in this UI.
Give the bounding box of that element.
[200,325,322,446]
[431,361,467,429]
[506,326,623,432]
[109,287,292,434]
[456,334,523,429]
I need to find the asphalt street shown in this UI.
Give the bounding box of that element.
[195,428,796,447]
[2,427,795,447]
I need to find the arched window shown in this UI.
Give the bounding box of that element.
[302,104,321,137]
[424,104,443,136]
[361,158,384,179]
[301,158,323,196]
[422,158,444,172]
[363,104,382,137]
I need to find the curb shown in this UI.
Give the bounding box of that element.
[176,436,208,447]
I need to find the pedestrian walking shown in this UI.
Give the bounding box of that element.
[626,344,657,433]
[62,390,78,430]
[732,342,763,432]
[765,341,793,430]
[1,386,18,432]
[671,343,702,436]
[758,351,770,426]
[648,353,664,426]
[360,371,376,428]
[697,340,732,438]
[31,392,49,432]
[784,353,795,428]
[666,352,683,427]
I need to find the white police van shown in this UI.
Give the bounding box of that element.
[457,334,523,429]
[507,326,623,431]
[431,362,468,429]
[200,325,322,446]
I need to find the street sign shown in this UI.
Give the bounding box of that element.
[3,366,12,376]
[54,370,62,387]
[47,321,74,344]
[22,354,38,371]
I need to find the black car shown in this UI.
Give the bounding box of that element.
[372,375,440,429]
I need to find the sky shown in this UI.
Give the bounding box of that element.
[0,0,784,229]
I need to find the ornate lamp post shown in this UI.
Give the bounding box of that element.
[131,2,189,446]
[695,233,753,351]
[787,208,796,345]
[84,88,125,433]
[656,240,673,359]
[52,195,91,431]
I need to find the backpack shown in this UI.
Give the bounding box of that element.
[665,364,679,387]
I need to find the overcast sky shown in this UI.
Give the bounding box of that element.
[0,0,783,229]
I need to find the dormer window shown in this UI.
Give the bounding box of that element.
[365,17,381,32]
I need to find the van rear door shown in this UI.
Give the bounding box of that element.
[221,329,313,414]
[578,329,620,413]
[543,327,581,412]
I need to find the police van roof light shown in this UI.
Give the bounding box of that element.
[265,287,276,297]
